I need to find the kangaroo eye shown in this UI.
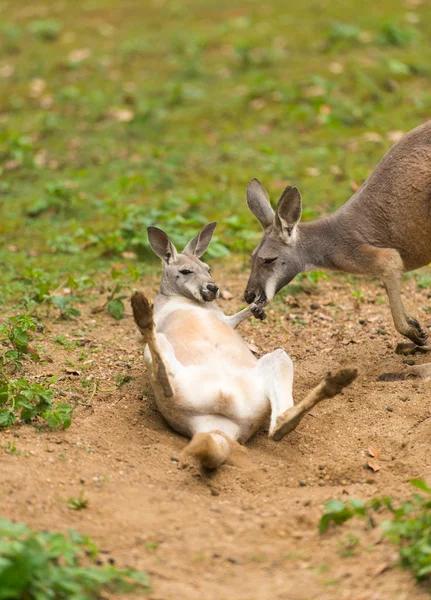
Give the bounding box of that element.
[263,257,277,265]
[179,269,193,275]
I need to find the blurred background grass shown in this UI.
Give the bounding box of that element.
[1,0,430,308]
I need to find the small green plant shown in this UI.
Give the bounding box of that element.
[67,490,89,511]
[415,272,431,289]
[326,21,362,45]
[319,479,431,581]
[379,22,419,47]
[1,441,20,456]
[145,542,159,553]
[116,374,133,388]
[0,376,72,429]
[306,270,329,285]
[55,334,76,351]
[338,534,360,557]
[107,269,129,320]
[27,19,62,41]
[0,315,39,371]
[319,498,367,533]
[51,295,81,319]
[0,517,150,598]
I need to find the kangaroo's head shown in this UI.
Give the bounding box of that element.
[148,223,220,303]
[244,179,304,306]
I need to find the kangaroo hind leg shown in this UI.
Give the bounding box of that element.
[271,367,358,441]
[131,291,173,397]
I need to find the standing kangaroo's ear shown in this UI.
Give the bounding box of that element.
[246,178,275,229]
[274,185,302,243]
[183,222,217,257]
[147,227,178,264]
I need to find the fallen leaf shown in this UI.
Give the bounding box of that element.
[91,304,106,314]
[363,132,383,143]
[367,459,381,472]
[68,48,91,63]
[316,312,332,321]
[65,368,80,376]
[370,562,391,576]
[0,64,14,78]
[329,62,343,74]
[221,290,233,300]
[303,85,325,98]
[121,251,137,259]
[29,78,46,98]
[319,104,331,115]
[368,446,381,459]
[109,108,135,122]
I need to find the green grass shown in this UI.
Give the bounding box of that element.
[0,517,150,599]
[319,479,431,582]
[1,0,431,308]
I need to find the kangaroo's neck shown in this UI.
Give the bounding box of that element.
[296,215,344,271]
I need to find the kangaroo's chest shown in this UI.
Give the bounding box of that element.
[156,306,256,368]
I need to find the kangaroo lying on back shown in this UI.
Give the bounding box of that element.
[132,223,357,469]
[244,121,431,356]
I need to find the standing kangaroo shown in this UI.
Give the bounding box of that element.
[131,223,357,469]
[244,121,431,351]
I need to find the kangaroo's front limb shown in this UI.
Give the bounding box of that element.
[131,291,173,397]
[270,367,358,441]
[223,303,266,329]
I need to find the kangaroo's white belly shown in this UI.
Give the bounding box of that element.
[144,336,269,441]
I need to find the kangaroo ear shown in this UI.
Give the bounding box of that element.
[147,227,178,264]
[246,178,275,229]
[275,185,302,243]
[183,222,217,257]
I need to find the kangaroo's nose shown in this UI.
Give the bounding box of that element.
[244,289,255,304]
[207,283,219,294]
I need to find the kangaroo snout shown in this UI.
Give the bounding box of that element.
[244,289,256,304]
[244,288,267,306]
[201,282,219,301]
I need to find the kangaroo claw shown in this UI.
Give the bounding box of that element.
[250,303,267,321]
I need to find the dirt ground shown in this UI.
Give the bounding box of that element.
[2,265,431,600]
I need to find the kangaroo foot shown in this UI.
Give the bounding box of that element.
[404,317,428,347]
[395,342,431,356]
[131,291,154,333]
[379,362,431,382]
[269,367,358,441]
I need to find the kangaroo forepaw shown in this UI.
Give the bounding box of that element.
[131,291,154,332]
[250,303,267,321]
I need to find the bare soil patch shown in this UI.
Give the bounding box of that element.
[2,266,431,600]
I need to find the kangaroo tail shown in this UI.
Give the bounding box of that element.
[183,431,232,469]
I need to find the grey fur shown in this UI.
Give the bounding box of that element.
[148,224,219,305]
[245,120,431,346]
